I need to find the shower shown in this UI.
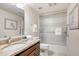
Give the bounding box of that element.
[39,12,67,56]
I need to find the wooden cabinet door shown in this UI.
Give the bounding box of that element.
[29,42,40,56]
[29,49,40,56]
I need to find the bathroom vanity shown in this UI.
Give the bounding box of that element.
[0,37,40,56]
[16,41,40,56]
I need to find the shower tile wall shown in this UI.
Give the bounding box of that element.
[40,12,67,46]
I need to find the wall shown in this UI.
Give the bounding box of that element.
[0,9,23,38]
[40,12,67,46]
[67,30,79,56]
[24,5,40,37]
[67,3,79,55]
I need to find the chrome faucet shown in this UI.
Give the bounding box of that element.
[8,36,11,45]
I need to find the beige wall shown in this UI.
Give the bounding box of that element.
[24,5,40,37]
[67,3,79,55]
[0,9,23,38]
[67,30,79,56]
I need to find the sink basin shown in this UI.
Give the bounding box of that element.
[2,44,25,52]
[2,39,31,53]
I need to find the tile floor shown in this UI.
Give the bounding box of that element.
[40,45,66,56]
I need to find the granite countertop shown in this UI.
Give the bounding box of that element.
[0,39,40,56]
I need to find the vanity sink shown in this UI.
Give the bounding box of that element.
[2,44,25,52]
[2,39,31,52]
[0,38,40,56]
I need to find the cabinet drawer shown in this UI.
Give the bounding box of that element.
[19,44,37,56]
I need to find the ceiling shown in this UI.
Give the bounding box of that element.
[0,3,24,17]
[0,3,68,17]
[27,3,68,16]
